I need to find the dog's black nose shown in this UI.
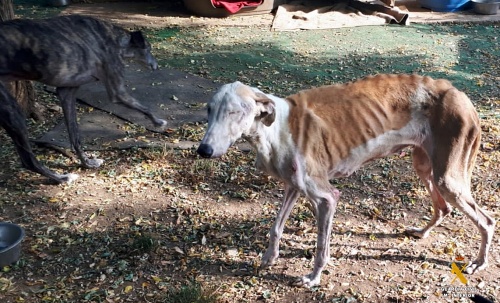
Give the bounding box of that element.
[197,144,213,158]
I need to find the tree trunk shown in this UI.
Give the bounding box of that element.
[0,0,14,20]
[0,0,39,120]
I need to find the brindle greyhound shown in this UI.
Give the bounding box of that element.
[197,74,495,287]
[0,15,166,183]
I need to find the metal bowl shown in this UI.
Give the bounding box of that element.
[472,0,500,14]
[0,222,25,267]
[46,0,70,7]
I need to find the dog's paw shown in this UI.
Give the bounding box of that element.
[292,274,320,288]
[404,227,429,239]
[260,247,280,268]
[84,158,104,169]
[61,173,79,183]
[154,118,168,128]
[465,259,488,274]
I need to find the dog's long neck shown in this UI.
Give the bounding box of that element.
[245,95,297,179]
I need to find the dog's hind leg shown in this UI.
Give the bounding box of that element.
[261,185,300,268]
[429,92,495,274]
[0,83,78,183]
[431,144,495,274]
[57,87,104,168]
[104,76,167,128]
[405,146,452,238]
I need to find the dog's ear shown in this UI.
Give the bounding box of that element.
[255,93,275,126]
[129,31,147,49]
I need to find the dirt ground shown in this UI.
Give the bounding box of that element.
[0,1,499,303]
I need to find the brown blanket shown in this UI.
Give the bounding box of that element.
[272,0,409,31]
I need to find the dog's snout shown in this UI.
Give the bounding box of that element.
[145,53,158,70]
[149,58,158,70]
[197,144,214,158]
[150,61,158,70]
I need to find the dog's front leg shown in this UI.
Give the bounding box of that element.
[104,76,167,128]
[57,87,104,168]
[261,185,300,268]
[294,184,339,288]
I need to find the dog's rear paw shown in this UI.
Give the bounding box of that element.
[292,274,320,288]
[465,259,488,274]
[404,227,429,239]
[61,173,79,183]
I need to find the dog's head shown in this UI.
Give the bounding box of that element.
[120,31,158,70]
[197,82,275,158]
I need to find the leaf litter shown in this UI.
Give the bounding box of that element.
[0,3,499,303]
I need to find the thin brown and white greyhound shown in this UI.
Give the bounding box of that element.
[197,74,496,287]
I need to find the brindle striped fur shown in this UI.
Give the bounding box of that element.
[0,82,77,183]
[0,15,166,182]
